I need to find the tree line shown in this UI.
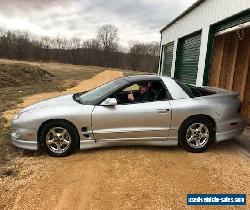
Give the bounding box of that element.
[0,25,159,73]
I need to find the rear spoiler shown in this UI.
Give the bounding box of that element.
[202,86,239,97]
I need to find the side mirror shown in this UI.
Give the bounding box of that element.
[101,98,117,106]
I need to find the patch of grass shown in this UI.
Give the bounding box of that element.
[0,166,18,178]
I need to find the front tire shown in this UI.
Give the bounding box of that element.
[40,121,78,157]
[179,117,214,153]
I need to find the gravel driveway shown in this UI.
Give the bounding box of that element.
[1,70,250,210]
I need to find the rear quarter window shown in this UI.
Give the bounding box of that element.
[175,80,216,98]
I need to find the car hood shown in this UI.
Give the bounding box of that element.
[21,94,76,113]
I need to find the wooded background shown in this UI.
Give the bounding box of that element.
[0,24,159,73]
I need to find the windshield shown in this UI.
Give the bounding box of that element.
[76,78,127,105]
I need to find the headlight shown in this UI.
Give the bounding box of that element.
[11,130,21,139]
[12,113,20,120]
[13,113,21,121]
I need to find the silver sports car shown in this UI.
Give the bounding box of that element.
[11,75,245,157]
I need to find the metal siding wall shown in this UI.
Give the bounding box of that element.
[161,0,250,44]
[160,0,250,85]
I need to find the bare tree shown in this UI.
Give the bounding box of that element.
[96,24,119,67]
[147,41,160,56]
[41,36,52,61]
[128,41,160,72]
[97,24,119,51]
[70,37,81,49]
[68,37,82,64]
[82,38,100,49]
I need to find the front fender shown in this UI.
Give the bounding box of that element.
[12,105,95,135]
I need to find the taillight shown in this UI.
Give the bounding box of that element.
[230,122,238,126]
[237,104,242,113]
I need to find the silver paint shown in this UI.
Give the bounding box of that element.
[11,76,245,151]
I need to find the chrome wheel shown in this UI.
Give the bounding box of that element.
[186,123,209,149]
[46,127,71,154]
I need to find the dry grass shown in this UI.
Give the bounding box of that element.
[0,59,144,80]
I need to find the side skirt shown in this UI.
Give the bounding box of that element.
[79,139,178,150]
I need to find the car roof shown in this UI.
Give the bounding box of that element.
[122,74,162,82]
[122,75,176,84]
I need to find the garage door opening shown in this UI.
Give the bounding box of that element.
[208,26,250,125]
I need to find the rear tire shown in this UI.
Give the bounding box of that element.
[40,121,78,157]
[179,117,214,153]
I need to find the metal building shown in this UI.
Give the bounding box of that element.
[158,0,250,124]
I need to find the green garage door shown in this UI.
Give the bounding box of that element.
[162,42,174,76]
[175,32,201,84]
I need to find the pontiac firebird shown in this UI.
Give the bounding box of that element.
[11,75,245,157]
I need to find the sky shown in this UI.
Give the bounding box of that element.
[0,0,198,47]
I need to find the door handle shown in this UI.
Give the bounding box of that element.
[157,108,170,113]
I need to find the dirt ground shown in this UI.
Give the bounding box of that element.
[0,61,250,210]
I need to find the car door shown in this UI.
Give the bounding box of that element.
[91,100,171,142]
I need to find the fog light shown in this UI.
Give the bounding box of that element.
[11,131,20,139]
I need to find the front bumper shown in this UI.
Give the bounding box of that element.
[11,127,38,150]
[11,138,38,150]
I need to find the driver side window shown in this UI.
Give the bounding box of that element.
[122,84,140,92]
[110,81,169,105]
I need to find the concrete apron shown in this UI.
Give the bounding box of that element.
[231,127,250,158]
